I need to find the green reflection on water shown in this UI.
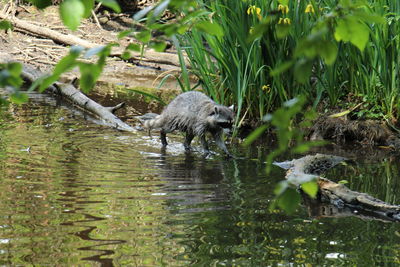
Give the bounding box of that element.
[0,98,400,266]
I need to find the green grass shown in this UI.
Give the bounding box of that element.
[178,0,400,125]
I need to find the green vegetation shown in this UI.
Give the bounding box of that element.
[178,0,399,123]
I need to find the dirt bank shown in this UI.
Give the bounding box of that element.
[0,2,189,90]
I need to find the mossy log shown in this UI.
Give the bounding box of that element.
[275,154,400,222]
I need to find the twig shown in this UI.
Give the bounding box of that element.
[94,2,102,13]
[91,10,103,30]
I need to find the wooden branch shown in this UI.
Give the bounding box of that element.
[0,11,185,67]
[19,63,136,132]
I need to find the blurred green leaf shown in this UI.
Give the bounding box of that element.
[53,49,81,76]
[39,48,81,92]
[275,23,290,39]
[26,0,52,9]
[247,22,268,43]
[60,0,85,31]
[82,0,95,18]
[150,41,167,52]
[7,62,22,76]
[10,92,28,104]
[270,61,294,76]
[118,30,133,39]
[0,20,13,30]
[78,63,101,93]
[195,21,224,37]
[318,40,338,65]
[243,125,268,146]
[334,17,369,51]
[354,10,386,24]
[121,51,131,60]
[274,180,289,196]
[294,59,313,84]
[301,180,318,198]
[97,0,121,13]
[136,30,151,43]
[39,75,58,92]
[277,187,300,214]
[127,43,142,52]
[292,143,311,154]
[0,63,23,88]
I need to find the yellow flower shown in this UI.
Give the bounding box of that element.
[249,26,254,34]
[262,84,271,93]
[278,4,289,14]
[278,18,291,25]
[247,5,262,20]
[305,4,315,13]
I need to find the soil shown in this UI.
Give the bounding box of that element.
[0,2,188,90]
[307,115,400,150]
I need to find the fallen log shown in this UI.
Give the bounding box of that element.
[18,63,136,132]
[274,154,400,222]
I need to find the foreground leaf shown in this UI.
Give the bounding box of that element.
[301,180,318,198]
[78,63,101,93]
[60,0,85,31]
[334,17,369,51]
[10,92,28,104]
[0,20,13,30]
[195,21,224,37]
[277,187,301,214]
[27,0,52,9]
[97,0,121,13]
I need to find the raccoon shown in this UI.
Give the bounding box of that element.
[144,91,235,157]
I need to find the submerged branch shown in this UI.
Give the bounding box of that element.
[19,63,136,132]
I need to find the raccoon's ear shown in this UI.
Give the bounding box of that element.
[228,105,234,111]
[214,106,219,114]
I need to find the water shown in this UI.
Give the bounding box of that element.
[1,94,400,266]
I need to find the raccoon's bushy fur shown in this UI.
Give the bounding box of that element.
[144,91,234,156]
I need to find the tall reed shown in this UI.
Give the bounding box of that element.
[179,0,399,123]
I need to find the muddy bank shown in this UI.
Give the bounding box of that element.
[0,3,194,89]
[307,115,400,150]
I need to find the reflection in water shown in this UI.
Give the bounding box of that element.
[1,96,400,266]
[152,152,229,210]
[304,194,400,223]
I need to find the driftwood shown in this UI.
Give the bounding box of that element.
[0,11,185,67]
[19,63,136,132]
[274,154,400,222]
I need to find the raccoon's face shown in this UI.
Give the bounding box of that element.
[208,105,235,130]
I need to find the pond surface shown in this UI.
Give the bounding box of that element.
[1,93,400,266]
